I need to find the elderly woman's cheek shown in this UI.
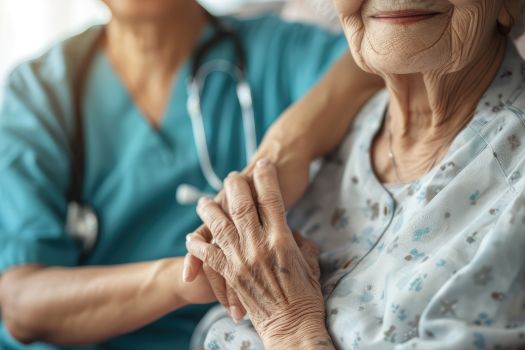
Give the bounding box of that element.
[444,2,503,69]
[334,0,364,15]
[447,0,501,7]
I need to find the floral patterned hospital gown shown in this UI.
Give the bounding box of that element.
[195,42,525,350]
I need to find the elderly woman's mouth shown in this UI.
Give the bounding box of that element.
[371,10,442,24]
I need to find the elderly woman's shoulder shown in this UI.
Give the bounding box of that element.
[493,80,525,196]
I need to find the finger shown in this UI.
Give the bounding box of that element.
[182,253,202,283]
[182,225,214,282]
[226,284,246,322]
[215,190,229,214]
[252,159,287,230]
[186,234,229,278]
[224,172,261,242]
[196,197,238,252]
[203,264,229,306]
[193,223,213,242]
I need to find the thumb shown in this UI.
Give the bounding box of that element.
[183,253,203,283]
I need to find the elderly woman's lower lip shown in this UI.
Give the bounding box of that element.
[371,13,439,24]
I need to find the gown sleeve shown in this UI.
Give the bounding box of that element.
[0,62,82,272]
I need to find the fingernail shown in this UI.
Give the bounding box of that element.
[197,197,210,207]
[230,306,243,323]
[182,263,193,283]
[256,158,270,168]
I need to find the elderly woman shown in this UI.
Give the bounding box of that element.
[187,0,525,349]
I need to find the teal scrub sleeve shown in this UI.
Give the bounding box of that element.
[281,22,349,101]
[0,64,82,272]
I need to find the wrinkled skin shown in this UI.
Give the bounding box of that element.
[334,0,520,75]
[182,140,312,321]
[331,0,522,184]
[186,162,333,349]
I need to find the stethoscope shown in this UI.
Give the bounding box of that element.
[67,14,256,257]
[177,14,256,204]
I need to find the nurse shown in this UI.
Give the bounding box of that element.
[0,1,380,349]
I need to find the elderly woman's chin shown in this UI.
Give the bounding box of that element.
[357,42,453,76]
[350,19,458,75]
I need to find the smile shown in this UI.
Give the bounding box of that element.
[371,10,442,25]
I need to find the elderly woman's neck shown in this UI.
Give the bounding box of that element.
[373,34,506,184]
[385,35,506,143]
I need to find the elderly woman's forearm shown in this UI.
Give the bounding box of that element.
[0,259,187,345]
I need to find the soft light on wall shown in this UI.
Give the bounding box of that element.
[0,0,110,94]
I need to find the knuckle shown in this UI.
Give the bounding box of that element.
[224,173,245,193]
[214,255,229,274]
[200,245,215,262]
[194,225,211,241]
[270,234,290,250]
[258,192,284,212]
[209,218,235,239]
[237,217,261,235]
[255,163,275,177]
[230,199,256,220]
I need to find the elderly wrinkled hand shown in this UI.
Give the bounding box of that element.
[182,138,312,321]
[186,160,333,349]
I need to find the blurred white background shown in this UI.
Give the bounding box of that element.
[0,0,108,89]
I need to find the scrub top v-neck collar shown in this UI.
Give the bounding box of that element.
[86,21,218,156]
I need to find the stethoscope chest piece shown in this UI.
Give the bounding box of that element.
[66,202,98,255]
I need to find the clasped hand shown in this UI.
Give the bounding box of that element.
[185,160,328,347]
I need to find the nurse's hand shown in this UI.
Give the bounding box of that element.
[186,161,333,349]
[177,265,217,305]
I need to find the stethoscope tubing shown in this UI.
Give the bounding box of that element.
[186,59,257,193]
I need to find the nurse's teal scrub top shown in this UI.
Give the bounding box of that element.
[0,15,347,350]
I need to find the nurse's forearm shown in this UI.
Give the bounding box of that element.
[270,52,383,159]
[238,52,382,208]
[0,258,190,346]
